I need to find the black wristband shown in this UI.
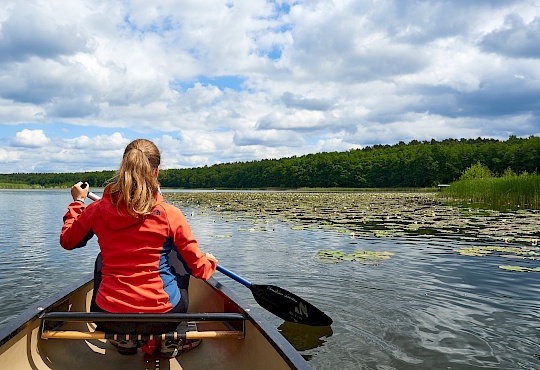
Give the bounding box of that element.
[74,199,85,204]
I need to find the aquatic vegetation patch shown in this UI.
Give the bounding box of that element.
[317,250,346,260]
[212,234,233,238]
[372,230,396,238]
[167,192,540,272]
[454,245,539,259]
[316,249,394,264]
[455,245,540,272]
[165,191,540,246]
[499,265,540,272]
[237,226,267,232]
[441,173,540,210]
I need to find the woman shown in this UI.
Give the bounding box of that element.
[60,138,217,356]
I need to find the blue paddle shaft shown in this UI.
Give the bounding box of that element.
[216,265,252,288]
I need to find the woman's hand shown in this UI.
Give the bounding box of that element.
[205,253,218,264]
[71,182,89,202]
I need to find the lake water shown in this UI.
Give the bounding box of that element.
[0,189,539,369]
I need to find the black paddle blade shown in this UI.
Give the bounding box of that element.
[250,284,332,326]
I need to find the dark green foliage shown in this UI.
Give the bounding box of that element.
[2,135,540,189]
[0,171,114,188]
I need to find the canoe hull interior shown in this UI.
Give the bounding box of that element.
[0,275,311,370]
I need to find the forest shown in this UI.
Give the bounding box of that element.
[1,135,539,189]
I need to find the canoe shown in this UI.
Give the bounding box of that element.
[0,274,312,370]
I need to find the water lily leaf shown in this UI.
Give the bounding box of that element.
[454,247,492,256]
[237,227,266,232]
[498,265,535,272]
[454,245,540,258]
[372,230,394,237]
[317,250,346,259]
[317,249,394,263]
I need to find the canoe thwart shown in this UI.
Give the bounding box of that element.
[39,312,247,323]
[40,312,246,341]
[41,330,245,341]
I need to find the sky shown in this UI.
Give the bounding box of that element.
[1,0,540,173]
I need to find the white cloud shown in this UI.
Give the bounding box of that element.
[70,132,130,151]
[0,147,20,163]
[234,128,304,147]
[317,137,362,153]
[0,2,92,63]
[12,129,50,148]
[0,0,539,173]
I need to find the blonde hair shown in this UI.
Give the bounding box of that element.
[107,139,161,218]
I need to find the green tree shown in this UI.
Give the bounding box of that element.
[459,161,493,180]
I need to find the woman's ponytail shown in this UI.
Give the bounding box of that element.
[107,139,161,218]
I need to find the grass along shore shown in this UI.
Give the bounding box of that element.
[0,183,44,189]
[441,173,540,210]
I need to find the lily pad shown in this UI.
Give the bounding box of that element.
[453,247,492,257]
[212,234,232,238]
[317,250,346,260]
[372,230,395,238]
[344,250,394,261]
[454,245,539,258]
[316,249,394,264]
[499,265,540,272]
[237,226,266,232]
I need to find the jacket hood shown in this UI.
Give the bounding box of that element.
[98,189,164,230]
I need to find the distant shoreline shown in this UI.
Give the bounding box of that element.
[0,184,439,192]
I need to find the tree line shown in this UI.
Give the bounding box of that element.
[1,135,539,189]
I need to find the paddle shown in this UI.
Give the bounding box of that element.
[79,184,332,326]
[216,265,332,326]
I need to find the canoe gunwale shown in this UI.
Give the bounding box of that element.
[0,273,313,370]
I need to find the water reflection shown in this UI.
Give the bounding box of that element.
[278,322,333,358]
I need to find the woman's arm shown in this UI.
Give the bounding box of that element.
[60,182,95,250]
[169,207,217,280]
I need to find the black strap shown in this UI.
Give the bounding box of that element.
[40,312,246,322]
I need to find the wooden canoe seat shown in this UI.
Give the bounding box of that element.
[39,312,245,341]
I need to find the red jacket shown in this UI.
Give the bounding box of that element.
[60,190,216,313]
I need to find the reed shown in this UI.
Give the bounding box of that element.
[0,183,42,189]
[441,174,540,210]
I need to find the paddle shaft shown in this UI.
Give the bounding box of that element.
[215,265,251,288]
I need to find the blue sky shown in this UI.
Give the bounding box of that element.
[1,0,540,173]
